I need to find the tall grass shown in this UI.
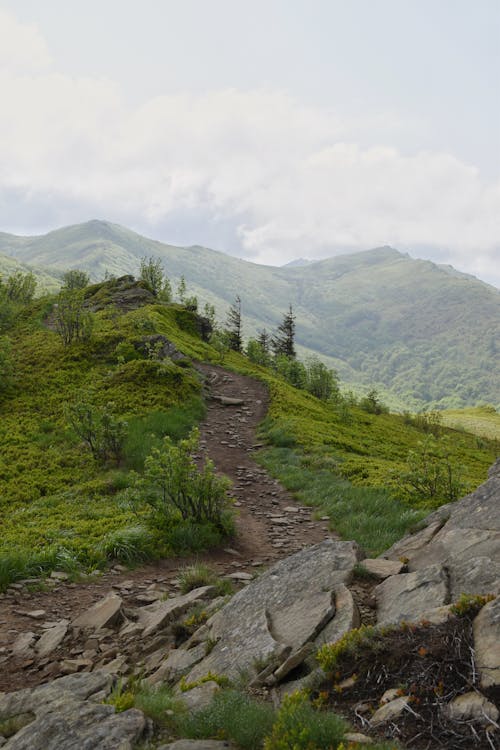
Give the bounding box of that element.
[258,447,425,556]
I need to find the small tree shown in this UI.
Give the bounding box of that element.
[246,337,272,367]
[274,353,307,389]
[396,435,467,506]
[65,395,127,464]
[61,269,90,290]
[225,295,243,352]
[139,256,172,301]
[177,275,187,304]
[54,290,94,345]
[4,271,37,303]
[304,356,340,401]
[272,305,296,359]
[203,302,217,328]
[210,329,230,363]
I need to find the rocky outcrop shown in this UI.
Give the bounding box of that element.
[377,459,500,624]
[0,672,147,749]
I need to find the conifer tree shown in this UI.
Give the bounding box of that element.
[225,295,242,352]
[272,305,296,358]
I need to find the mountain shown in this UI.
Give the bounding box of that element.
[1,220,499,410]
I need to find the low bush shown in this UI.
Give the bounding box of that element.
[264,691,347,750]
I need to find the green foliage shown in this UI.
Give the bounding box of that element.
[164,520,231,555]
[391,434,467,506]
[316,625,379,672]
[0,336,13,392]
[246,336,272,368]
[274,354,307,390]
[54,289,94,345]
[176,689,275,750]
[178,563,220,593]
[263,691,347,750]
[360,388,387,415]
[129,428,233,530]
[133,684,184,726]
[65,394,127,464]
[139,255,172,300]
[98,525,154,564]
[2,270,37,303]
[304,356,340,401]
[61,269,90,290]
[450,593,495,617]
[225,295,243,352]
[209,329,231,363]
[272,305,296,359]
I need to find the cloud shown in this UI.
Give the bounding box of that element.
[0,10,499,285]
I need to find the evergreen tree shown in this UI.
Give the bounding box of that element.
[258,329,271,357]
[225,295,243,352]
[272,305,296,358]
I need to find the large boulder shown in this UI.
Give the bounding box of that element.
[182,539,360,684]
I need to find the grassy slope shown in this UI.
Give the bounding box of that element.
[441,405,500,441]
[1,221,499,410]
[0,286,496,585]
[0,252,61,293]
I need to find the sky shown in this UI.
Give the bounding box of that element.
[0,1,499,286]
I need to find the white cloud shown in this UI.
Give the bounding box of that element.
[0,10,499,285]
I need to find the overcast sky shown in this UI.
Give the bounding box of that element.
[0,1,499,286]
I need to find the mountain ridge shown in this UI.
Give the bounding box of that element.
[0,220,498,410]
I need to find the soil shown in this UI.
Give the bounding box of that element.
[0,363,339,691]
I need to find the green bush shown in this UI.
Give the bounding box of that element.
[264,691,347,750]
[65,394,127,465]
[176,689,275,750]
[130,428,233,530]
[98,525,154,564]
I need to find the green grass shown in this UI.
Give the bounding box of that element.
[176,689,275,750]
[258,448,425,555]
[441,405,500,441]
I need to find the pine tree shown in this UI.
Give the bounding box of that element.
[225,295,243,352]
[272,305,296,358]
[257,329,271,357]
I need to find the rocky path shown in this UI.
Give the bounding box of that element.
[0,364,335,691]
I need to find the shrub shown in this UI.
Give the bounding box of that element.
[139,256,172,300]
[133,684,184,726]
[176,689,275,750]
[0,336,13,392]
[132,428,233,530]
[54,290,94,345]
[264,691,347,750]
[304,356,340,402]
[61,269,90,290]
[65,394,127,464]
[178,563,219,593]
[98,525,154,564]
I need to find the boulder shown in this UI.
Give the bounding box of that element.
[473,595,500,688]
[179,681,219,712]
[444,691,499,724]
[36,623,68,659]
[183,540,359,683]
[375,564,449,625]
[0,672,147,749]
[314,585,360,647]
[370,696,411,726]
[139,586,215,638]
[72,593,123,631]
[360,559,405,579]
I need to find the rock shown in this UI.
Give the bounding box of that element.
[0,671,146,749]
[11,633,36,657]
[179,681,219,712]
[370,696,411,726]
[24,611,46,621]
[50,571,69,581]
[271,643,315,684]
[314,585,360,647]
[36,623,68,659]
[380,688,401,704]
[60,659,93,675]
[361,559,405,579]
[72,593,123,631]
[381,459,500,607]
[226,572,253,581]
[148,644,207,686]
[375,564,449,625]
[211,395,244,406]
[140,586,215,638]
[473,595,500,688]
[184,540,359,683]
[444,691,499,724]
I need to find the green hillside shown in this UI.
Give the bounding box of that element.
[0,251,61,293]
[0,275,496,589]
[1,220,498,410]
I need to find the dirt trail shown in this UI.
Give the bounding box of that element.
[0,364,336,689]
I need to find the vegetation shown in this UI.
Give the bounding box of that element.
[54,289,94,344]
[139,256,172,300]
[61,269,90,290]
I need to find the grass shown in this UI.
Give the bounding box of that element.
[175,688,275,750]
[258,447,425,556]
[177,562,233,596]
[441,404,500,441]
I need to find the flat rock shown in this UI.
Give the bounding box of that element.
[72,593,123,631]
[140,586,215,638]
[361,559,405,579]
[473,596,500,688]
[314,584,360,647]
[375,564,449,625]
[0,671,146,750]
[148,644,207,686]
[184,540,359,683]
[179,681,219,712]
[370,696,411,726]
[36,623,68,659]
[344,733,373,745]
[449,556,500,599]
[11,633,36,657]
[444,691,499,724]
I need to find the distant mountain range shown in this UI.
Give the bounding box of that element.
[1,220,498,410]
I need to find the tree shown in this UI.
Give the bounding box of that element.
[225,295,242,352]
[54,290,94,345]
[65,394,127,465]
[304,356,340,401]
[274,353,307,389]
[246,337,272,367]
[177,276,187,304]
[62,269,90,290]
[272,305,296,359]
[139,256,172,301]
[4,271,37,303]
